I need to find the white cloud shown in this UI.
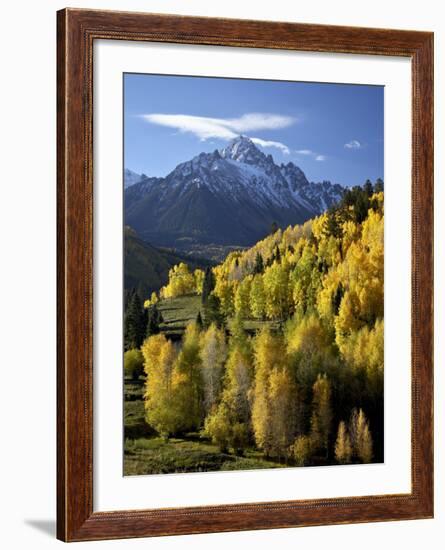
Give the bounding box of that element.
[344,139,362,149]
[141,113,236,140]
[251,137,290,154]
[140,112,297,149]
[294,149,327,161]
[226,113,297,132]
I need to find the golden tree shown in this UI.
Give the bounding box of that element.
[160,262,196,298]
[199,324,227,414]
[268,368,298,459]
[310,374,332,456]
[291,435,312,466]
[142,334,179,437]
[250,275,266,319]
[334,421,352,464]
[173,322,203,431]
[251,328,295,457]
[234,276,252,319]
[349,408,373,463]
[263,261,290,320]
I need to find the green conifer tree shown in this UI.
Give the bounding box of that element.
[201,267,215,304]
[196,310,203,328]
[253,252,264,274]
[146,303,162,338]
[124,291,146,350]
[374,178,384,193]
[364,179,374,197]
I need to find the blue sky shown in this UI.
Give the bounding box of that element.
[124,73,383,187]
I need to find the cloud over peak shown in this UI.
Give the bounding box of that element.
[140,112,296,153]
[251,137,290,155]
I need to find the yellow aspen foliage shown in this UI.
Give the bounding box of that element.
[205,339,253,453]
[268,368,298,458]
[199,324,227,414]
[234,276,252,318]
[251,329,292,456]
[142,334,179,437]
[139,188,383,464]
[358,422,373,463]
[160,262,195,298]
[173,322,203,431]
[250,275,266,319]
[263,261,290,320]
[325,235,342,266]
[194,268,205,295]
[311,212,328,241]
[286,314,333,363]
[228,255,244,282]
[340,320,384,394]
[291,435,313,466]
[310,374,332,455]
[204,402,231,452]
[316,269,343,321]
[334,421,352,464]
[251,329,281,452]
[141,333,169,377]
[349,408,373,463]
[341,220,359,254]
[334,290,364,352]
[144,291,159,309]
[282,225,296,249]
[222,345,253,424]
[289,243,320,313]
[213,278,235,318]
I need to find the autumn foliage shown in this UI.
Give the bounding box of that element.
[136,187,384,465]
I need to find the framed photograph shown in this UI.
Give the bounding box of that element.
[57,8,433,542]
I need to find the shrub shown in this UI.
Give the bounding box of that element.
[124,348,144,380]
[291,435,313,466]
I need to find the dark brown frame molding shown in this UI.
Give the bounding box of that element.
[57,8,434,542]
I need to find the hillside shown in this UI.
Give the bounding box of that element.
[125,183,385,474]
[124,227,212,298]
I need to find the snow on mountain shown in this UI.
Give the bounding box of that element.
[124,168,144,188]
[124,136,344,256]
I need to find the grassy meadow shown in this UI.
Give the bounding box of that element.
[124,378,284,475]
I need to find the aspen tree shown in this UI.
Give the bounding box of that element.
[310,374,332,456]
[142,334,178,437]
[199,324,227,414]
[250,275,266,319]
[334,421,352,464]
[349,408,373,463]
[292,435,312,466]
[234,276,252,319]
[174,322,203,431]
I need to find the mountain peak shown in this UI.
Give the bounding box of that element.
[220,135,266,165]
[124,168,145,188]
[125,139,345,255]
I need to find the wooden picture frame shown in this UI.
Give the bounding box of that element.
[57,8,434,542]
